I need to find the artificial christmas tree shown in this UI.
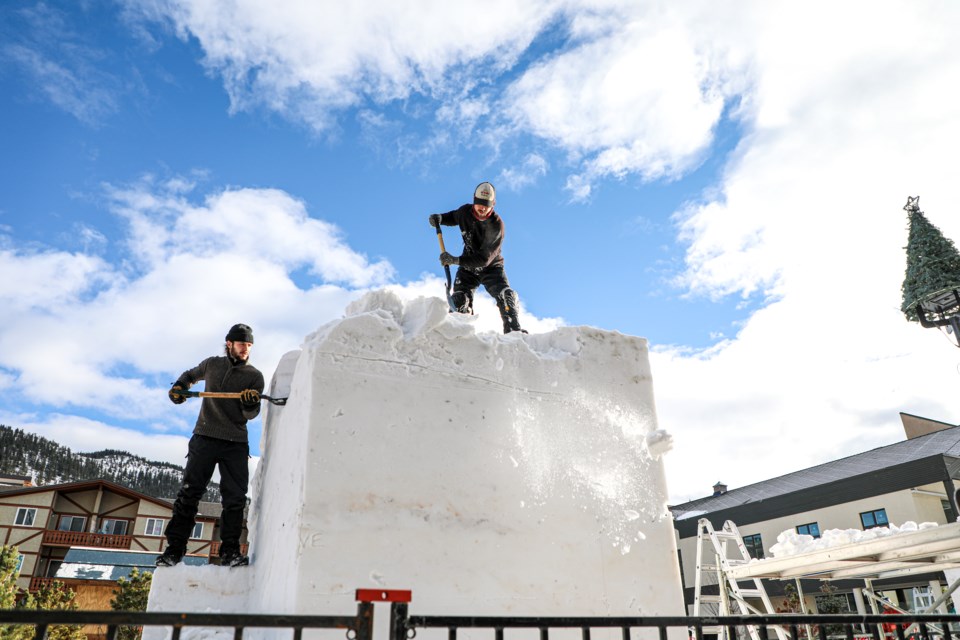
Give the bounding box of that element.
[900,196,960,344]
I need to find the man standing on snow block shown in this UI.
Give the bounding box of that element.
[428,181,527,334]
[156,323,264,568]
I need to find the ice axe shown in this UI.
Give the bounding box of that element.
[171,389,288,406]
[433,219,456,312]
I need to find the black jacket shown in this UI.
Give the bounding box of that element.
[176,355,265,443]
[438,205,505,271]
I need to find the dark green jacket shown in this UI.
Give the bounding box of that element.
[176,355,265,443]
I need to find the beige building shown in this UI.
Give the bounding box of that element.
[0,478,244,593]
[670,413,960,615]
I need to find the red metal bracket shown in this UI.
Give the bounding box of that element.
[355,589,412,603]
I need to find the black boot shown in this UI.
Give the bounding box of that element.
[497,289,527,334]
[156,544,185,567]
[451,291,474,315]
[219,543,249,567]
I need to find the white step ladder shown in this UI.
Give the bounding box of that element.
[693,519,788,640]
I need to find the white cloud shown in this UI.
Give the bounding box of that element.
[649,2,960,502]
[130,0,559,130]
[10,0,960,508]
[126,1,749,194]
[0,177,392,419]
[0,175,561,471]
[499,154,549,191]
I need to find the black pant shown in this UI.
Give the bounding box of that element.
[453,264,511,311]
[165,434,249,553]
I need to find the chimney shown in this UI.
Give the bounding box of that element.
[712,481,727,496]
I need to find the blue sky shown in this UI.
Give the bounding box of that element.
[3,0,960,504]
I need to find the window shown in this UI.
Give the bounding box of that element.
[99,519,128,535]
[743,533,764,559]
[860,509,889,530]
[191,522,203,539]
[796,522,821,538]
[46,560,61,578]
[15,554,24,573]
[144,518,165,536]
[58,516,86,532]
[14,508,37,526]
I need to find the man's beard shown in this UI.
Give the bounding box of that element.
[225,345,248,363]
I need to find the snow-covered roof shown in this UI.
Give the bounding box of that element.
[671,425,960,515]
[725,521,960,581]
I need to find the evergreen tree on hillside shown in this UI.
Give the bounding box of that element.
[901,196,960,322]
[0,425,221,501]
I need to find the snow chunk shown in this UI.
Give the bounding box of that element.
[770,521,940,557]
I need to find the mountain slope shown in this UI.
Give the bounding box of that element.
[0,425,220,501]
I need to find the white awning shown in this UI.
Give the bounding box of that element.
[726,522,960,581]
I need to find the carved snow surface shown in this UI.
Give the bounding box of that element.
[147,291,684,638]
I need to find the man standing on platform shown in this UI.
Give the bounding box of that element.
[156,323,264,568]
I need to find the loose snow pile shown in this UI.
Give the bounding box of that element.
[148,291,684,636]
[770,521,940,557]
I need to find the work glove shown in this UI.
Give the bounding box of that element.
[439,252,459,266]
[169,384,187,405]
[240,389,261,408]
[428,214,442,227]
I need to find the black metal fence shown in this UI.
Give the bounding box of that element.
[3,598,960,640]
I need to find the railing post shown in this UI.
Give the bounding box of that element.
[355,602,374,640]
[355,588,412,640]
[390,602,409,640]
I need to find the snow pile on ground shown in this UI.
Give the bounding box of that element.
[149,290,684,634]
[770,521,940,557]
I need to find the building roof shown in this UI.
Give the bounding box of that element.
[670,423,960,518]
[0,473,32,482]
[0,477,176,512]
[53,547,206,581]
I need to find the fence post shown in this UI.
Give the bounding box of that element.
[355,601,374,640]
[355,589,413,640]
[390,602,409,640]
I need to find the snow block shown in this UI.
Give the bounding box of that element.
[148,291,684,632]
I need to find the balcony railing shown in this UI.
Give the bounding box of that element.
[208,541,249,556]
[41,530,132,549]
[29,576,74,592]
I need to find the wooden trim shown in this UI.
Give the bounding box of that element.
[209,541,248,555]
[100,498,138,517]
[41,530,132,549]
[7,529,44,547]
[0,479,175,511]
[30,576,118,592]
[58,492,92,515]
[0,500,52,510]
